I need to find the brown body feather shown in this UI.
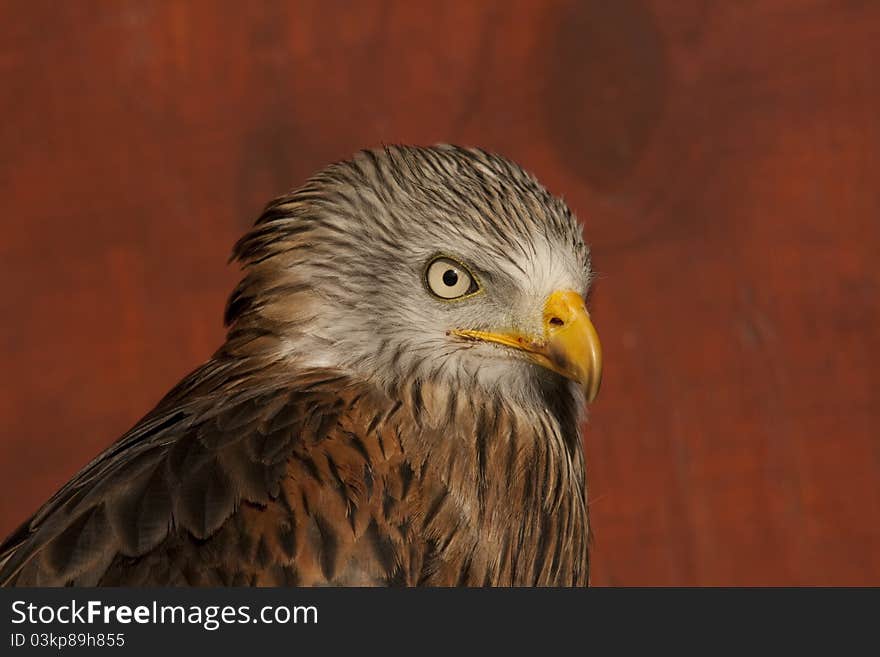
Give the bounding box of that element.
[0,356,588,586]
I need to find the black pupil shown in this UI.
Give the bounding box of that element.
[442,269,459,287]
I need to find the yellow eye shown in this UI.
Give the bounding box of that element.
[426,257,479,299]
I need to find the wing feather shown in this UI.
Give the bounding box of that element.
[0,360,371,586]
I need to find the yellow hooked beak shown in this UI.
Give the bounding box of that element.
[452,289,603,402]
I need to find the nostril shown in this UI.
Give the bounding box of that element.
[549,316,564,327]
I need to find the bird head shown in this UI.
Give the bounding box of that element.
[226,145,601,411]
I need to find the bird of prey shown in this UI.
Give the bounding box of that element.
[0,145,602,586]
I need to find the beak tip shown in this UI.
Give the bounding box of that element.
[585,376,602,404]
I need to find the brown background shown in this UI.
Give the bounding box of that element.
[1,1,878,585]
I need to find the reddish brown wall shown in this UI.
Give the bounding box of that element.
[1,1,878,585]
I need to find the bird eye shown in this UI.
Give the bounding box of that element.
[426,257,479,299]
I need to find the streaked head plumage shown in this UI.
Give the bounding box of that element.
[225,145,598,410]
